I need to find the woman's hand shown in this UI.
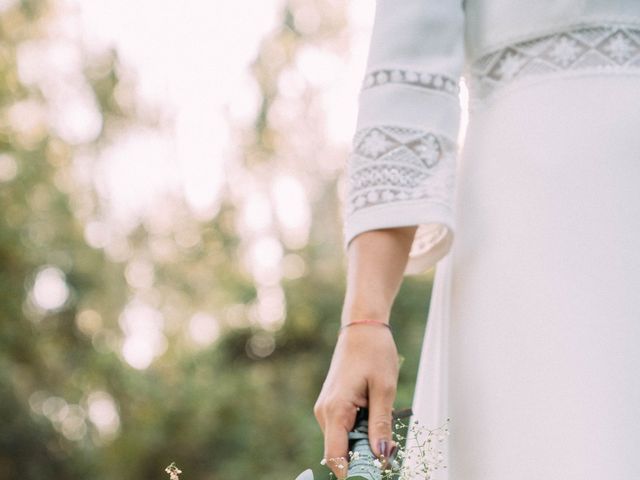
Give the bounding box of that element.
[314,226,415,477]
[313,324,400,479]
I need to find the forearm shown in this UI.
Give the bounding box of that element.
[341,226,417,326]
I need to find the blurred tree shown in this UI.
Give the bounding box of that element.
[0,0,436,479]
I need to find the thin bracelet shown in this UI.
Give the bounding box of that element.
[339,319,392,333]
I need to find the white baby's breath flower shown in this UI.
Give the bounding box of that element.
[164,462,182,480]
[392,417,451,480]
[315,414,450,480]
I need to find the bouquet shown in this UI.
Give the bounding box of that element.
[295,407,450,480]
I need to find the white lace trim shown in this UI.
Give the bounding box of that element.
[361,69,460,97]
[345,125,456,216]
[344,125,457,273]
[469,24,640,101]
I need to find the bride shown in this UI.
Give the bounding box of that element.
[313,0,640,478]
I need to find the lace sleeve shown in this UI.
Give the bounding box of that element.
[342,0,465,276]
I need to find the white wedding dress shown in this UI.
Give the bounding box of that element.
[342,1,640,478]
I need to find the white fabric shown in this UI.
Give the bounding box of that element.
[342,0,640,276]
[340,1,640,478]
[464,0,640,61]
[407,74,640,479]
[343,0,464,268]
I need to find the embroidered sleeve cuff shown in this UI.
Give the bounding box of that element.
[342,127,458,275]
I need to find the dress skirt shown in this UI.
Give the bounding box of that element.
[402,72,640,479]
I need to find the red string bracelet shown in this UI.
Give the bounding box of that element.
[339,319,392,334]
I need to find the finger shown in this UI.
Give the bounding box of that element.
[367,379,396,462]
[324,424,349,479]
[323,402,356,479]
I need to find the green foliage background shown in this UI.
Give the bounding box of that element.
[0,1,436,478]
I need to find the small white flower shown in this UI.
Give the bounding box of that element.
[164,463,182,480]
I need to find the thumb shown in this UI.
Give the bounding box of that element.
[367,380,397,463]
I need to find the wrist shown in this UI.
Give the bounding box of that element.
[341,317,390,329]
[341,307,390,327]
[343,286,394,320]
[339,319,393,334]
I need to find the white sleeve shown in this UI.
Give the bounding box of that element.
[342,0,465,276]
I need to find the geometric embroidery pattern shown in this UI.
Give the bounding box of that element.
[346,125,457,216]
[469,24,640,101]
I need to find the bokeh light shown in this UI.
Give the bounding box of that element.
[118,299,167,369]
[86,391,120,440]
[0,153,18,182]
[188,312,220,347]
[31,266,70,312]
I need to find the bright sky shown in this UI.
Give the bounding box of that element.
[63,0,378,230]
[69,0,286,224]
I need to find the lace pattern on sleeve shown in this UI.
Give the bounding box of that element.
[343,65,461,273]
[345,124,457,273]
[361,68,461,96]
[346,125,456,216]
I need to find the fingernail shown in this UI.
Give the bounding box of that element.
[378,443,397,471]
[377,439,389,458]
[385,441,396,459]
[388,443,398,463]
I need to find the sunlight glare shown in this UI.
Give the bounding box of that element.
[253,285,286,331]
[271,174,310,249]
[32,266,70,311]
[93,128,179,230]
[0,0,18,12]
[242,191,273,233]
[0,153,17,182]
[87,391,120,439]
[246,235,283,286]
[73,0,288,227]
[124,259,155,290]
[188,312,220,347]
[118,299,167,369]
